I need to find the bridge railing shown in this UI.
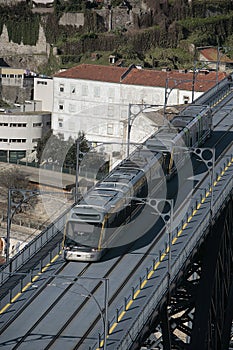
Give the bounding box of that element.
[0,205,72,286]
[0,73,232,286]
[194,75,232,106]
[116,157,233,349]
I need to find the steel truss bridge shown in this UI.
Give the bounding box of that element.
[0,76,233,350]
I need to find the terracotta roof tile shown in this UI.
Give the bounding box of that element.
[54,64,128,83]
[124,68,227,92]
[199,48,233,63]
[54,64,227,92]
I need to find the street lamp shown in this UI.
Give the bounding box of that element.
[174,145,215,222]
[127,196,174,294]
[6,189,39,263]
[75,138,80,203]
[163,78,190,118]
[127,103,165,157]
[149,197,173,349]
[191,147,215,221]
[147,198,174,292]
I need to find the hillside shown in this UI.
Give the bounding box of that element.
[0,1,233,73]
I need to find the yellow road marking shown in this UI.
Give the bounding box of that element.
[0,254,61,315]
[0,303,11,314]
[96,151,233,348]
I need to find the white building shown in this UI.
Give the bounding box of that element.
[198,47,233,72]
[0,111,51,163]
[34,76,53,111]
[52,64,226,149]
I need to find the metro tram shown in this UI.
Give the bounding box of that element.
[63,104,212,261]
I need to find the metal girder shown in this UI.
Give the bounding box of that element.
[140,196,233,350]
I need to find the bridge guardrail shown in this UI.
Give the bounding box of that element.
[0,72,231,287]
[195,75,233,107]
[0,72,233,347]
[0,204,73,286]
[116,159,233,349]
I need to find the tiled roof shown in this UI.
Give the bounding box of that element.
[54,64,227,92]
[123,68,226,92]
[199,48,233,63]
[54,64,128,83]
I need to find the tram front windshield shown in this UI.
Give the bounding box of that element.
[65,221,102,249]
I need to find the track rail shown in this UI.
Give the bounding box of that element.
[1,87,233,349]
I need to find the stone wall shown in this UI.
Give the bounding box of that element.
[59,12,85,27]
[3,54,49,72]
[58,7,138,31]
[0,0,25,4]
[0,25,48,56]
[2,84,33,104]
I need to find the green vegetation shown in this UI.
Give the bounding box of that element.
[36,130,89,167]
[0,3,40,45]
[2,1,233,73]
[38,46,61,76]
[55,0,99,14]
[0,99,11,109]
[36,130,109,179]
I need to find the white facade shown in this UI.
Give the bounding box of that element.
[33,77,53,111]
[0,67,25,87]
[52,75,203,147]
[0,111,51,162]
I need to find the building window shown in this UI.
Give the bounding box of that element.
[71,85,76,94]
[10,74,14,78]
[33,122,42,127]
[10,123,27,127]
[108,105,114,116]
[59,102,64,110]
[183,96,189,104]
[46,121,51,126]
[69,104,76,113]
[107,123,114,135]
[94,86,100,97]
[9,139,26,143]
[59,84,64,92]
[109,88,114,98]
[37,80,47,85]
[59,122,63,128]
[0,123,8,126]
[82,85,88,96]
[0,138,7,142]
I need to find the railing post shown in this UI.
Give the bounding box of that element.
[132,287,135,300]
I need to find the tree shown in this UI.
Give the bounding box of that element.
[36,129,53,163]
[0,167,38,212]
[64,131,90,168]
[0,167,30,192]
[36,130,90,169]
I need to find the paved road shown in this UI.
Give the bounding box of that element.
[0,162,76,189]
